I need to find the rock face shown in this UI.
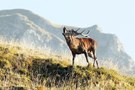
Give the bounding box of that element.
[0,9,66,52]
[0,9,134,75]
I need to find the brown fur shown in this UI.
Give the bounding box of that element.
[63,27,99,68]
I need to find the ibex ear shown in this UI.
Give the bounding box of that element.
[63,27,67,33]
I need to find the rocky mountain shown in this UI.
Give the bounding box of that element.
[0,9,66,52]
[0,9,134,75]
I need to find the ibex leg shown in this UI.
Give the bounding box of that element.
[92,49,99,68]
[72,53,76,66]
[84,52,90,66]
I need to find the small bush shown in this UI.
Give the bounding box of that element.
[18,69,28,75]
[10,86,26,90]
[0,59,11,69]
[0,44,135,90]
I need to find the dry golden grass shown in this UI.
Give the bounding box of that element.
[0,38,135,90]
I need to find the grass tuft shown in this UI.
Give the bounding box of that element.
[0,42,135,90]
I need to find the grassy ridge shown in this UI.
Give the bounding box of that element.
[0,43,135,90]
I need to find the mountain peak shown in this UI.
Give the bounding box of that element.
[85,24,102,33]
[92,24,98,28]
[0,9,32,15]
[0,9,134,75]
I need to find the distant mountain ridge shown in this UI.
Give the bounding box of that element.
[0,9,134,75]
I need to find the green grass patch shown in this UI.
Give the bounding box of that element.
[0,44,135,90]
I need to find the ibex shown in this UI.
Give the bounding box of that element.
[62,27,99,68]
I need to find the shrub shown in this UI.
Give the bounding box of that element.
[0,59,11,69]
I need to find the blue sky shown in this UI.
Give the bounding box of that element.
[0,0,135,60]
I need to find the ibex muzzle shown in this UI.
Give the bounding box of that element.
[62,27,99,68]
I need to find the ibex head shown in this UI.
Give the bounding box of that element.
[62,27,73,43]
[62,27,81,44]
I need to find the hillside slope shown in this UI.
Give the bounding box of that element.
[0,9,134,75]
[0,43,135,90]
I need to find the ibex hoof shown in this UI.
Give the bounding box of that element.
[87,64,90,68]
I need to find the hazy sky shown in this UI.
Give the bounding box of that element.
[0,0,135,60]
